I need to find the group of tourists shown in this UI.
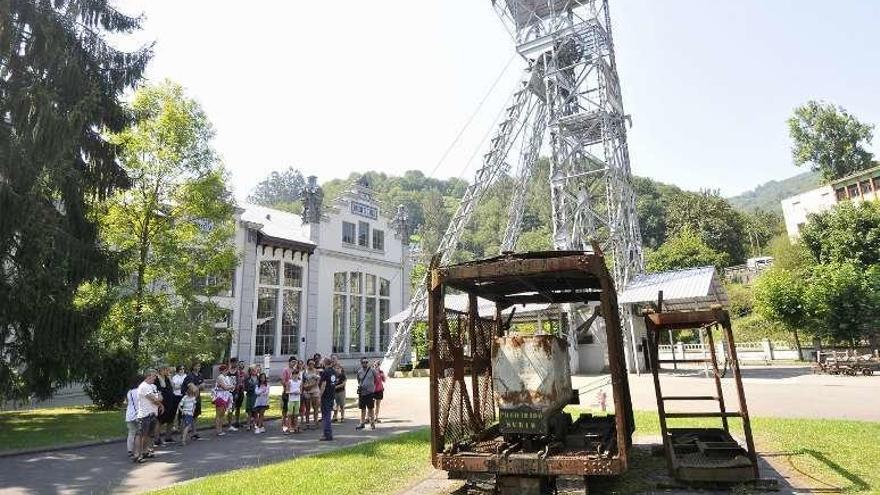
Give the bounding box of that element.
[124,354,387,463]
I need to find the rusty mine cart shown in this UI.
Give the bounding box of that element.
[427,251,634,494]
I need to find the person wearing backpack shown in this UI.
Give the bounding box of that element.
[355,358,377,430]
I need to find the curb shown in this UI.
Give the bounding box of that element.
[0,417,282,459]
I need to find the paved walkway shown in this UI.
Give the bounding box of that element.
[577,365,880,421]
[1,367,876,494]
[0,381,430,495]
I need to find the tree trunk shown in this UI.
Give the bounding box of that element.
[792,328,804,361]
[132,181,161,357]
[132,222,150,356]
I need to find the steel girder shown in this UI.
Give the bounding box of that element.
[381,76,538,373]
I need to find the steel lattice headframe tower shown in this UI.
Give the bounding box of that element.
[382,0,644,373]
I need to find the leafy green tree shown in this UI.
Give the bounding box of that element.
[95,81,237,364]
[645,228,729,272]
[247,167,305,213]
[666,190,747,264]
[767,234,814,272]
[800,201,880,267]
[0,1,149,400]
[788,100,874,182]
[417,189,453,262]
[725,283,754,318]
[804,263,880,347]
[754,268,809,359]
[742,209,783,257]
[632,176,682,249]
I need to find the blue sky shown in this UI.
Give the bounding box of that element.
[117,1,880,200]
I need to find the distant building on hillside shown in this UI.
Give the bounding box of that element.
[781,164,880,238]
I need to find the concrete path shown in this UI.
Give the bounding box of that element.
[573,365,880,421]
[0,380,430,495]
[1,367,876,494]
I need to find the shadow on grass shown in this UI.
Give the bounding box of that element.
[765,449,870,493]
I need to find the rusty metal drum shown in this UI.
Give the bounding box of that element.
[492,335,573,434]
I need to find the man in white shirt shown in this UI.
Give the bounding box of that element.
[133,370,163,463]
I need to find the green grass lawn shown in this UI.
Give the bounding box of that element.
[152,429,433,495]
[0,395,283,453]
[4,401,878,494]
[627,410,880,494]
[148,412,880,495]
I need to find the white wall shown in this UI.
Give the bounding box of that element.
[312,197,407,364]
[781,185,836,238]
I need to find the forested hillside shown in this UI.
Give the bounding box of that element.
[249,164,783,271]
[727,170,821,213]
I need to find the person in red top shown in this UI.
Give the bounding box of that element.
[372,361,386,423]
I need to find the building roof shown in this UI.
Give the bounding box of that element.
[385,293,553,324]
[830,163,880,187]
[240,204,315,251]
[618,266,728,310]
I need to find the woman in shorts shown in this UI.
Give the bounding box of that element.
[373,361,386,423]
[212,364,234,436]
[301,360,320,429]
[252,373,270,434]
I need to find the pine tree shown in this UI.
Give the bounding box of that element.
[0,0,151,400]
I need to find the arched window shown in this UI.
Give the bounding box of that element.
[333,272,392,354]
[255,260,303,357]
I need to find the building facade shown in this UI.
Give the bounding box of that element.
[222,177,410,373]
[782,165,880,238]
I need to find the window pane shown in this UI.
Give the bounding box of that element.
[366,274,376,296]
[350,272,362,294]
[257,287,277,319]
[380,278,390,297]
[284,263,302,287]
[334,272,346,292]
[379,299,390,351]
[860,180,873,194]
[873,177,880,191]
[373,230,385,251]
[259,260,279,285]
[255,321,275,356]
[256,288,277,356]
[280,289,301,355]
[350,295,362,353]
[358,221,369,247]
[365,298,376,353]
[333,294,346,353]
[342,221,356,244]
[836,188,847,201]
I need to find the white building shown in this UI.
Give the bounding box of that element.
[221,177,411,372]
[781,165,880,238]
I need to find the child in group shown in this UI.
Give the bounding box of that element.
[252,373,270,434]
[177,384,199,445]
[287,370,302,433]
